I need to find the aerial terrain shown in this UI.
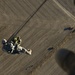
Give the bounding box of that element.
[0,0,75,75]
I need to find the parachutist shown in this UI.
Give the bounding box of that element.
[2,36,32,55]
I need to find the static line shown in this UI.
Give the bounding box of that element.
[8,0,47,42]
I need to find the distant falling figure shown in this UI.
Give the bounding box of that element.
[48,47,54,51]
[74,0,75,5]
[64,27,73,31]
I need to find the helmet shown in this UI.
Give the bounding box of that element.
[2,39,7,44]
[17,36,20,40]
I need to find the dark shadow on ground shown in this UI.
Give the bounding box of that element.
[55,48,75,75]
[25,65,33,70]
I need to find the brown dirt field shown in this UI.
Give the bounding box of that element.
[0,0,75,75]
